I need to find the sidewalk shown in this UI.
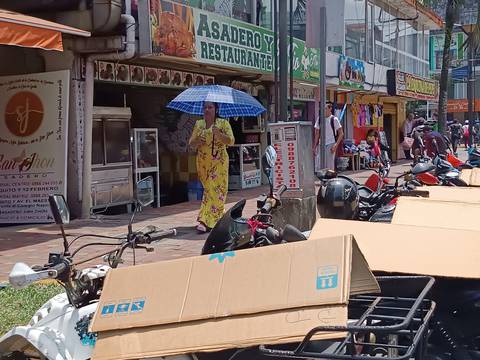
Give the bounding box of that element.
[0,158,435,282]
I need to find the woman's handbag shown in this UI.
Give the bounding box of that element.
[402,136,414,150]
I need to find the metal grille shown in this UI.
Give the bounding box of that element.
[260,276,436,360]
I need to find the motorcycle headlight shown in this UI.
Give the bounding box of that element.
[445,171,459,178]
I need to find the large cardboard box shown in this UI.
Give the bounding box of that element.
[419,186,480,203]
[460,168,480,186]
[392,197,480,231]
[309,219,480,279]
[91,234,379,360]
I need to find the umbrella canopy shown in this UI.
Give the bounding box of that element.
[0,9,90,51]
[167,85,266,117]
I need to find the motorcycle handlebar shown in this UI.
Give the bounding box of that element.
[260,201,273,214]
[51,261,68,278]
[276,185,287,197]
[145,228,177,243]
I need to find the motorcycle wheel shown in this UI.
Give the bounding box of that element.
[448,178,469,187]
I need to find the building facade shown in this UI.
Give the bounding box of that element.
[0,0,442,222]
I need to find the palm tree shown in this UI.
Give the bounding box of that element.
[433,0,480,134]
[436,0,460,134]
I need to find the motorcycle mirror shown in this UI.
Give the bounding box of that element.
[411,163,435,176]
[136,176,155,207]
[48,194,70,255]
[48,195,70,225]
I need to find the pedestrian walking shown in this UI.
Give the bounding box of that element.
[401,113,415,160]
[189,102,234,233]
[448,118,463,155]
[313,102,344,171]
[463,120,470,147]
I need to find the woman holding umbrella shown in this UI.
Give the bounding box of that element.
[168,85,266,233]
[189,102,234,233]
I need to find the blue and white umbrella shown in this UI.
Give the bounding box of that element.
[167,85,266,117]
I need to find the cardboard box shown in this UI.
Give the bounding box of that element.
[91,234,378,359]
[392,197,480,231]
[309,219,480,279]
[418,186,480,203]
[460,168,480,186]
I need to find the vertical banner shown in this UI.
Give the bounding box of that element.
[0,70,69,223]
[271,126,300,190]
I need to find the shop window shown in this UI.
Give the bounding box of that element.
[105,120,131,164]
[92,120,104,165]
[344,0,366,60]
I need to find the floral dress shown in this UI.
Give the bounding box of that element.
[190,118,234,228]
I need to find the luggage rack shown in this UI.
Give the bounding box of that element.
[260,276,436,360]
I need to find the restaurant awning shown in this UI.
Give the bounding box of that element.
[0,9,90,51]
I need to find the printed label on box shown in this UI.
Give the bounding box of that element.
[316,265,338,290]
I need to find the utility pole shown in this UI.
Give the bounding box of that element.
[319,6,327,169]
[279,0,288,121]
[289,0,294,121]
[467,30,474,146]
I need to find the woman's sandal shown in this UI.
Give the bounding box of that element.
[196,223,209,233]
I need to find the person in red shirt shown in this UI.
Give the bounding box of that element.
[423,126,448,158]
[366,129,381,166]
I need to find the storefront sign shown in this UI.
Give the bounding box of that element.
[0,71,69,223]
[447,99,480,113]
[271,126,299,190]
[149,0,320,82]
[291,85,316,102]
[387,70,439,101]
[338,56,365,89]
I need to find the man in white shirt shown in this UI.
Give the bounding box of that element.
[313,102,344,171]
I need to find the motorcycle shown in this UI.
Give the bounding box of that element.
[316,162,433,223]
[0,177,192,360]
[467,146,480,167]
[201,147,437,360]
[201,145,307,255]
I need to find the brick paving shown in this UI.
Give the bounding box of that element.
[0,153,461,283]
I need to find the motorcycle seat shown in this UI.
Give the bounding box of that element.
[358,186,374,201]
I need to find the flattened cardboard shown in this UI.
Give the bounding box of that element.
[392,197,480,231]
[419,186,480,203]
[460,168,480,186]
[92,306,348,360]
[91,234,377,333]
[310,219,480,279]
[91,234,378,359]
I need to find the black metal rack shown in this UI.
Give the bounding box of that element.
[259,276,436,360]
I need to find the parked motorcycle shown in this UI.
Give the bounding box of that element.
[0,177,190,360]
[201,145,306,255]
[316,163,432,223]
[467,146,480,167]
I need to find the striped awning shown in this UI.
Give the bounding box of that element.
[0,9,90,51]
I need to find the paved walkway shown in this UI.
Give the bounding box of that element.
[0,151,463,283]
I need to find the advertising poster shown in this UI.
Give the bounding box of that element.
[0,71,69,223]
[271,126,299,190]
[338,55,365,89]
